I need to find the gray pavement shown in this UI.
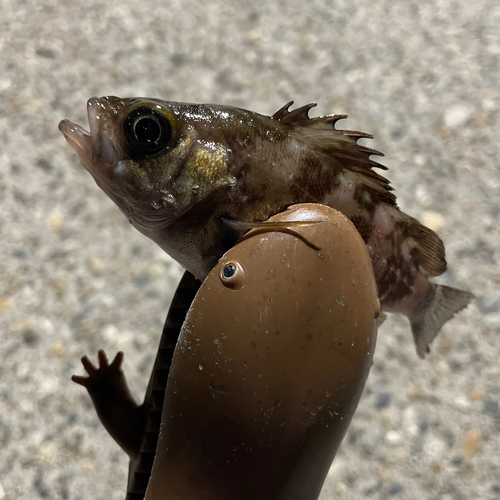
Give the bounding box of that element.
[0,1,499,499]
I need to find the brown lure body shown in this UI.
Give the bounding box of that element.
[146,204,379,499]
[73,204,380,499]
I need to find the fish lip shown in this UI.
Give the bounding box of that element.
[59,97,120,174]
[86,96,100,159]
[60,98,126,206]
[87,97,98,140]
[58,119,92,169]
[58,97,101,172]
[87,96,119,166]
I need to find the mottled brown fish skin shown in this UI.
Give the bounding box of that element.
[59,97,473,357]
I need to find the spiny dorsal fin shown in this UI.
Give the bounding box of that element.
[273,101,350,130]
[273,102,320,124]
[272,102,393,204]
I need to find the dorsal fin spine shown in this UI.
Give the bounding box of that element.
[271,101,394,204]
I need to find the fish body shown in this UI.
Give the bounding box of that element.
[60,97,473,357]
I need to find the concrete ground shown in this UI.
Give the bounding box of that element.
[1,0,499,499]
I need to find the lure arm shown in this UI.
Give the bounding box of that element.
[72,350,146,458]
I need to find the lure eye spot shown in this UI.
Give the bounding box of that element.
[220,261,245,289]
[123,106,172,156]
[222,264,236,279]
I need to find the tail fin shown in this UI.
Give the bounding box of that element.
[411,284,474,358]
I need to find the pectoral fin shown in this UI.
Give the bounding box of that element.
[223,219,322,251]
[223,219,320,231]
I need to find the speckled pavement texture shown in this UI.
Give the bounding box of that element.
[1,1,499,499]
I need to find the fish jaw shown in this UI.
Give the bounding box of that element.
[58,119,93,171]
[59,97,122,181]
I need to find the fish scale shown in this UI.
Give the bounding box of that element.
[126,271,201,500]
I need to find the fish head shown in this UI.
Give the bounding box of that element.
[59,96,235,234]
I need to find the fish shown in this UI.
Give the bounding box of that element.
[59,96,473,358]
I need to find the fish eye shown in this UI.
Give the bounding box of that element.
[123,106,172,155]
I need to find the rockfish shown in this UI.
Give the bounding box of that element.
[59,97,473,357]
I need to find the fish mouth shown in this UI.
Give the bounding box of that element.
[59,97,131,206]
[58,118,93,170]
[59,97,122,174]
